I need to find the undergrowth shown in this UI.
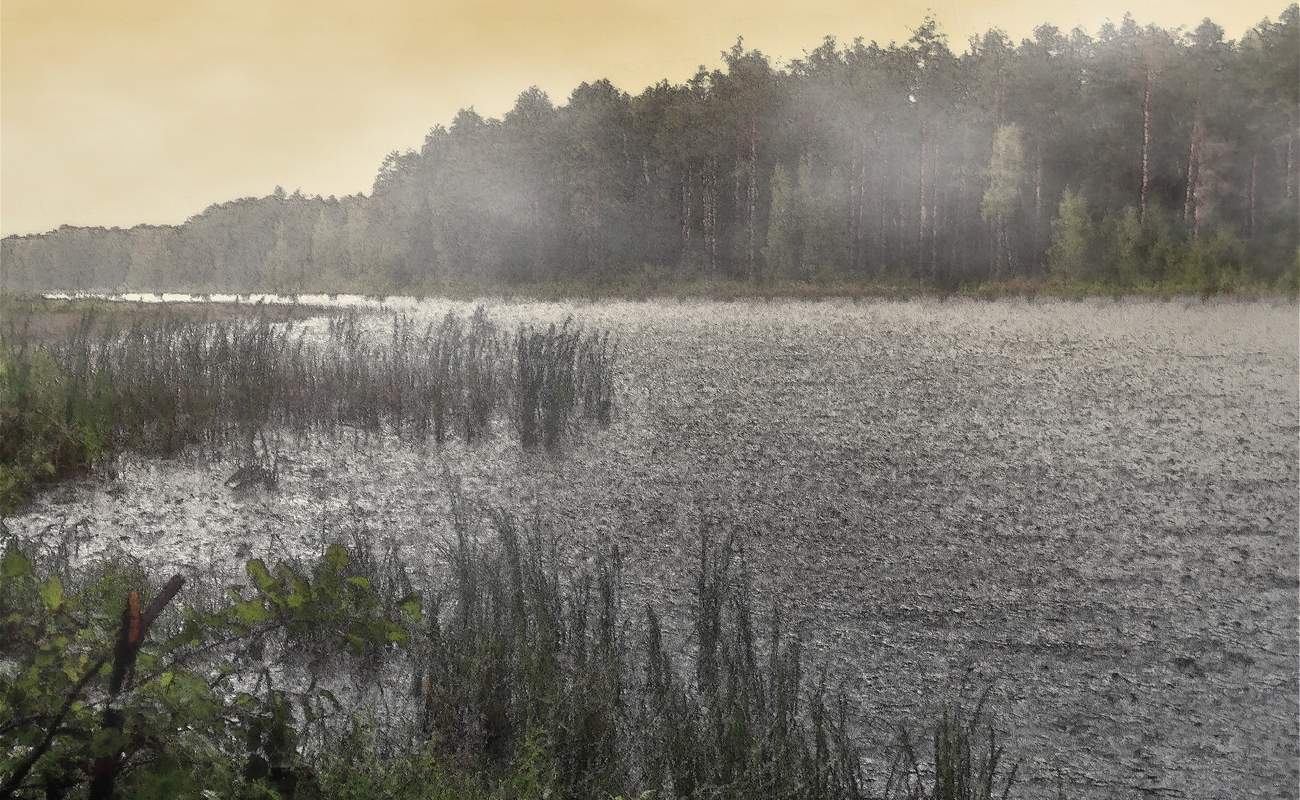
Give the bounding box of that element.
[0,508,1020,799]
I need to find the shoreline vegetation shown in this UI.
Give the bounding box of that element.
[0,301,616,513]
[3,8,1297,301]
[0,291,1022,798]
[8,269,1300,310]
[0,506,1018,800]
[2,2,1297,796]
[1,285,1292,514]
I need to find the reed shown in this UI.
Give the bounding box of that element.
[1,506,1020,800]
[0,305,618,510]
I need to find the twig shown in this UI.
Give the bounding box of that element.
[86,575,184,800]
[0,653,109,798]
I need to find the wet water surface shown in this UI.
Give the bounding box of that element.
[12,296,1299,799]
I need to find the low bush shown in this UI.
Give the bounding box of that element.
[1,508,1020,799]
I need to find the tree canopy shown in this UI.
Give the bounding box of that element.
[4,7,1297,294]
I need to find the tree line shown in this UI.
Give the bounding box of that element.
[3,7,1297,295]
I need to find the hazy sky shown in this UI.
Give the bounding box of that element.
[1,0,1287,236]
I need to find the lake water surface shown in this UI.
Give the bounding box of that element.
[17,295,1300,798]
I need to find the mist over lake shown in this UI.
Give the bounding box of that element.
[7,295,1296,798]
[4,1,1298,796]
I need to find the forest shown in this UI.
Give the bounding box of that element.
[2,7,1297,295]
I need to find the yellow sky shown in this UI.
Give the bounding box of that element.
[0,0,1287,236]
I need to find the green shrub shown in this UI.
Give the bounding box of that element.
[1046,190,1092,281]
[1,507,1022,800]
[0,533,419,800]
[1187,228,1248,295]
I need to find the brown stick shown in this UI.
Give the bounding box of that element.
[87,575,185,800]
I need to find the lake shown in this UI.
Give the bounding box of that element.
[13,294,1300,798]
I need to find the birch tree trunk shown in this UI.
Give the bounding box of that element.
[747,117,757,278]
[1140,65,1153,221]
[1287,127,1296,202]
[848,148,859,270]
[856,138,869,272]
[1034,147,1043,265]
[1249,152,1258,238]
[681,165,693,258]
[703,160,718,272]
[1183,102,1200,229]
[918,120,928,272]
[929,161,939,280]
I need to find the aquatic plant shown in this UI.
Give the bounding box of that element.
[0,304,618,511]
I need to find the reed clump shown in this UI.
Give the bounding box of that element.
[512,320,616,449]
[409,518,871,799]
[0,305,617,511]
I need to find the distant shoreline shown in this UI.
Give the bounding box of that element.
[15,277,1298,306]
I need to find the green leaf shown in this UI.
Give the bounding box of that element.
[246,559,274,592]
[345,576,370,590]
[39,576,62,611]
[234,599,271,627]
[399,593,423,621]
[386,624,408,645]
[1,548,32,582]
[324,544,349,572]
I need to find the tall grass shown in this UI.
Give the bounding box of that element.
[377,510,1018,799]
[409,516,872,798]
[0,305,617,510]
[512,320,615,449]
[889,689,1017,800]
[1,504,1021,799]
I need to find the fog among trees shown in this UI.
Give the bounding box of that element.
[3,7,1297,294]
